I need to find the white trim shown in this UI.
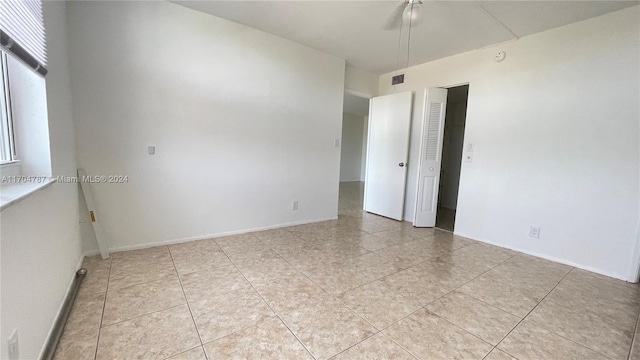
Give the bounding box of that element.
[0,178,56,210]
[628,217,640,283]
[345,89,373,99]
[455,230,633,283]
[82,216,339,256]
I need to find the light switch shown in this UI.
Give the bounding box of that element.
[148,146,155,155]
[466,143,474,152]
[334,139,340,148]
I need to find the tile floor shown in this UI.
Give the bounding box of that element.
[55,181,640,360]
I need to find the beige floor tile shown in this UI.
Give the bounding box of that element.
[498,320,608,360]
[526,297,633,359]
[374,245,431,270]
[378,269,450,306]
[372,229,422,244]
[382,309,493,359]
[110,246,170,262]
[397,225,438,239]
[560,269,640,309]
[169,239,233,275]
[189,286,274,343]
[339,252,404,281]
[302,262,372,295]
[64,292,105,336]
[235,255,300,282]
[338,282,421,330]
[436,251,500,275]
[251,272,332,313]
[53,327,99,360]
[348,233,398,252]
[431,232,476,250]
[83,254,112,271]
[203,318,312,359]
[451,243,516,264]
[281,298,377,359]
[215,234,263,253]
[457,275,542,317]
[564,268,640,290]
[108,247,177,289]
[410,260,478,290]
[166,346,207,360]
[480,260,566,298]
[425,291,520,345]
[102,276,185,325]
[484,348,518,360]
[180,265,252,302]
[545,280,639,333]
[96,305,200,360]
[631,333,640,360]
[78,256,111,296]
[226,246,280,264]
[331,333,416,359]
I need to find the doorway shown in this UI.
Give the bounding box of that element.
[338,92,370,215]
[435,85,469,231]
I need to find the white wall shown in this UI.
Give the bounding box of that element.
[66,1,345,251]
[379,6,640,281]
[340,113,365,182]
[0,2,83,359]
[345,65,378,97]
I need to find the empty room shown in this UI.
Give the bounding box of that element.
[1,1,639,359]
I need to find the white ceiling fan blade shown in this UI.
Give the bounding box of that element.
[382,1,408,30]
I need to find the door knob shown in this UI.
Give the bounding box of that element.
[399,162,405,167]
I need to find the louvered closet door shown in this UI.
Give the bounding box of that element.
[414,88,448,227]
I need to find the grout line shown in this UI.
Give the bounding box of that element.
[489,268,574,356]
[167,247,204,348]
[93,256,112,360]
[215,235,318,360]
[627,305,640,360]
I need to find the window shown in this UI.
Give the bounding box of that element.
[0,50,17,164]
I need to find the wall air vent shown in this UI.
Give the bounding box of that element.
[392,74,405,85]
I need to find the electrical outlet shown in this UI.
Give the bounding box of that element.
[292,200,298,211]
[529,225,541,239]
[8,329,19,360]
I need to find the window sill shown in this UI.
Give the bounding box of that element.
[0,178,56,211]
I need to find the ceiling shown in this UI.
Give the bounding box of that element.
[175,1,639,74]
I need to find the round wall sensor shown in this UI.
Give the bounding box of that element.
[495,51,506,62]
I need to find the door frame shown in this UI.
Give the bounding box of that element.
[413,82,470,229]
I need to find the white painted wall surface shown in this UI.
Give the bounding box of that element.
[67,1,345,251]
[0,2,83,358]
[340,113,365,182]
[345,65,379,97]
[379,7,640,280]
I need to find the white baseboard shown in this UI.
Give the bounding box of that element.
[37,251,87,359]
[454,231,633,283]
[83,216,339,256]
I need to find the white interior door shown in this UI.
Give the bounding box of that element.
[414,87,448,227]
[364,91,413,221]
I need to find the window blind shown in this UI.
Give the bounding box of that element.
[0,0,47,76]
